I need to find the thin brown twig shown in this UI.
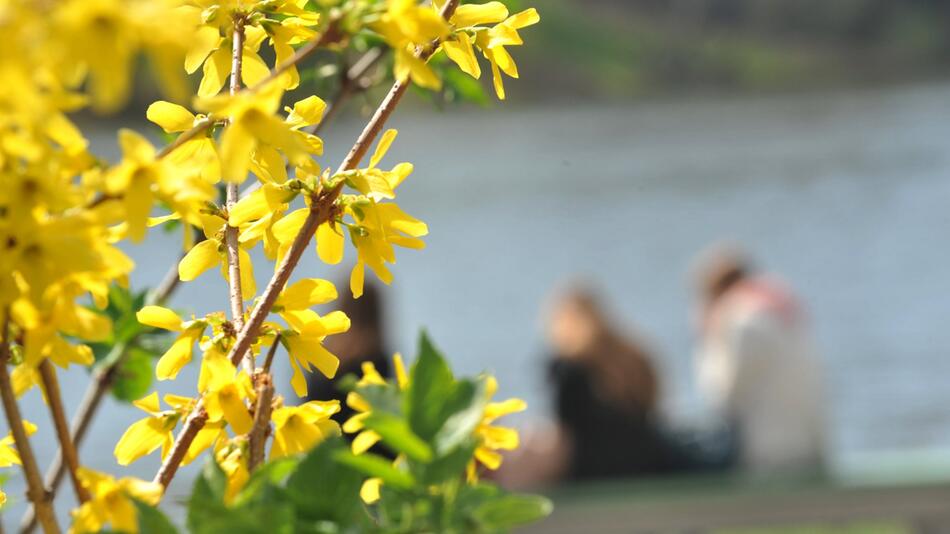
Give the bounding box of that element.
[20,254,186,533]
[246,373,274,472]
[152,0,461,490]
[262,334,281,376]
[247,331,279,470]
[308,47,385,137]
[37,360,91,506]
[152,401,209,487]
[226,14,251,374]
[0,315,60,534]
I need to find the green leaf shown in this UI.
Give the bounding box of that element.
[232,456,299,507]
[187,459,228,533]
[363,412,433,462]
[188,458,296,534]
[285,437,363,524]
[353,383,402,416]
[421,438,477,486]
[432,378,487,456]
[332,450,415,489]
[407,331,456,441]
[110,347,153,402]
[473,494,553,530]
[108,285,150,344]
[133,499,179,534]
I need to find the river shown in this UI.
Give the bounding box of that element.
[4,81,950,523]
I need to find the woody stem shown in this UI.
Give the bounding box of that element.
[247,373,274,472]
[19,252,184,534]
[37,360,91,505]
[226,14,251,374]
[0,316,60,534]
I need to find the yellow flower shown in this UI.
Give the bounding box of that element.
[113,392,222,466]
[113,393,175,466]
[105,129,214,241]
[270,400,341,458]
[195,25,272,99]
[443,2,510,79]
[342,355,407,503]
[227,95,327,257]
[347,200,427,299]
[345,130,427,298]
[467,376,526,481]
[473,8,540,100]
[216,441,249,504]
[146,101,221,184]
[279,308,349,396]
[342,354,408,455]
[374,0,450,90]
[1,211,133,307]
[231,183,294,259]
[261,278,349,396]
[136,305,208,380]
[185,3,321,97]
[53,0,198,111]
[196,85,311,183]
[439,3,540,100]
[262,8,322,90]
[270,129,427,298]
[70,468,163,534]
[201,355,254,435]
[177,214,257,297]
[0,420,38,467]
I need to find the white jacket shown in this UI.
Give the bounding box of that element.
[697,277,826,474]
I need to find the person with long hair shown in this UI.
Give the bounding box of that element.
[544,285,697,481]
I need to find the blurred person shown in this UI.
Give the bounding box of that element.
[501,285,701,488]
[693,245,826,475]
[306,278,391,423]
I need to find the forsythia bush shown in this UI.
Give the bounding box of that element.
[0,0,546,532]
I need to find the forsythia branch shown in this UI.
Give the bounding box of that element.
[20,258,184,534]
[247,373,274,472]
[38,360,91,506]
[0,316,60,534]
[151,0,462,491]
[308,47,385,136]
[226,14,250,374]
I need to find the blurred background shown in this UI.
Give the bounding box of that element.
[9,0,950,530]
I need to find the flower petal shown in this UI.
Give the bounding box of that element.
[136,306,183,332]
[146,101,195,133]
[179,240,220,281]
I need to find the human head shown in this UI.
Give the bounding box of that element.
[546,284,611,360]
[692,243,752,322]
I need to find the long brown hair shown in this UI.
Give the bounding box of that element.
[548,286,659,415]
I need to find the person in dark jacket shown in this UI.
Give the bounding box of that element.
[545,286,697,481]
